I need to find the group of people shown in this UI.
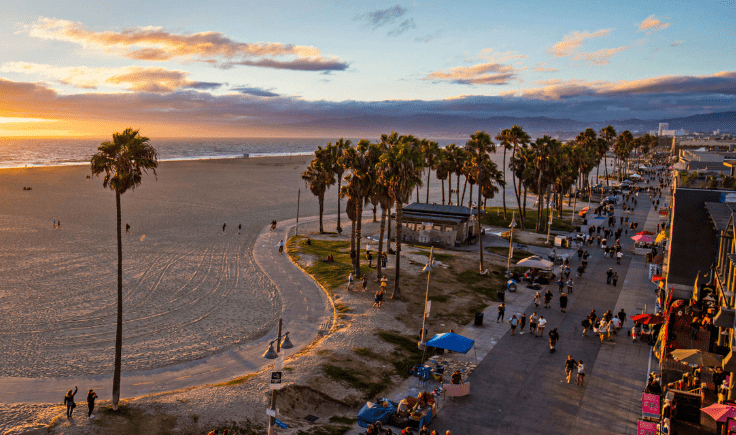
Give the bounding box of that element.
[52,218,62,228]
[581,308,628,343]
[63,386,97,419]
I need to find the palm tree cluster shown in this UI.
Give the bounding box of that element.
[302,127,658,297]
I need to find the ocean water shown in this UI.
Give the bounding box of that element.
[0,137,461,169]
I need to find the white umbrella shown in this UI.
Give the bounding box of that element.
[514,255,554,270]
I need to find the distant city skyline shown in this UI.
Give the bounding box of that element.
[0,0,735,137]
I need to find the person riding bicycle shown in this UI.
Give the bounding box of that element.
[278,239,284,254]
[271,220,277,230]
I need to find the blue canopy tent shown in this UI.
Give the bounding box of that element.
[425,332,477,363]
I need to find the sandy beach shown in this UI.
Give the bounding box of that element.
[0,156,323,378]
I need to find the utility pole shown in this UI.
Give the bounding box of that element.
[267,318,282,435]
[507,211,516,276]
[295,189,301,236]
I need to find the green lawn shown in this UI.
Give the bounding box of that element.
[481,206,575,233]
[288,237,371,289]
[485,246,532,261]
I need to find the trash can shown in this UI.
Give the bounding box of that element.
[474,312,484,326]
[497,290,505,302]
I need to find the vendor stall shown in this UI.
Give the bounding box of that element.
[514,256,556,285]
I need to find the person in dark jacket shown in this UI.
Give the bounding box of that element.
[64,386,78,418]
[87,389,98,418]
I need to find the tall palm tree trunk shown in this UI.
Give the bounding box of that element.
[337,177,342,233]
[392,202,404,299]
[387,206,392,248]
[447,176,452,205]
[604,154,609,186]
[318,194,325,234]
[502,147,508,219]
[522,185,528,227]
[377,207,387,280]
[354,200,363,275]
[467,184,473,208]
[372,203,377,222]
[441,179,445,204]
[416,185,420,203]
[426,170,431,203]
[536,172,544,232]
[456,174,460,205]
[477,186,484,273]
[112,191,123,410]
[460,179,467,206]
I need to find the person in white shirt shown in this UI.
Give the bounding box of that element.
[536,316,547,337]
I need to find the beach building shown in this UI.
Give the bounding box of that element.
[395,203,479,248]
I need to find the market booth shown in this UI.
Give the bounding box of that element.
[426,332,475,397]
[514,256,556,285]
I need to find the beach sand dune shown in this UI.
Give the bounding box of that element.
[0,157,319,378]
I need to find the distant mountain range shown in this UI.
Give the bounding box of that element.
[285,111,736,140]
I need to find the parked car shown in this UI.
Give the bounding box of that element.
[600,195,619,205]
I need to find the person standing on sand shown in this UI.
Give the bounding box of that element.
[125,223,131,234]
[64,386,78,418]
[57,219,61,228]
[238,224,241,235]
[348,272,354,291]
[362,275,368,292]
[87,389,97,418]
[53,218,57,228]
[222,223,226,232]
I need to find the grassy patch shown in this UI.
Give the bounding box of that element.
[409,247,455,262]
[485,246,532,261]
[481,206,574,232]
[322,364,390,400]
[377,331,424,377]
[454,269,484,285]
[298,426,351,435]
[290,237,372,289]
[329,416,358,425]
[353,347,386,360]
[428,294,450,303]
[218,373,257,386]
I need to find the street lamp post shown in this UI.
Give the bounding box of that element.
[264,317,294,435]
[418,247,434,360]
[507,211,517,276]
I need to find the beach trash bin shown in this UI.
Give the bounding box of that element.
[474,312,484,326]
[497,290,505,302]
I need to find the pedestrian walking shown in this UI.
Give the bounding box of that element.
[533,292,541,309]
[497,303,505,322]
[367,251,373,267]
[537,316,547,337]
[559,293,568,313]
[616,251,623,264]
[53,218,57,228]
[617,309,627,328]
[566,278,574,293]
[238,224,241,235]
[598,320,608,342]
[544,289,553,308]
[373,289,384,308]
[564,265,571,279]
[348,272,354,291]
[87,389,97,418]
[125,223,131,234]
[520,313,527,335]
[222,223,226,232]
[556,277,564,293]
[362,275,368,292]
[577,248,583,260]
[612,272,619,287]
[509,315,518,335]
[64,386,78,418]
[564,355,578,383]
[581,317,591,337]
[606,268,613,284]
[549,327,559,353]
[529,312,538,335]
[577,361,585,386]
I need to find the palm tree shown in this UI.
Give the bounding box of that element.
[465,131,495,271]
[442,144,460,204]
[599,125,616,187]
[329,139,351,234]
[496,126,531,226]
[376,134,425,298]
[90,128,158,411]
[302,148,335,234]
[341,140,376,275]
[423,140,441,203]
[435,149,449,205]
[615,130,634,181]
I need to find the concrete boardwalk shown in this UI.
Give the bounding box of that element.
[0,216,332,404]
[429,190,664,434]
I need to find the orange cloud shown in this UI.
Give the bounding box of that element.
[533,63,558,72]
[425,61,517,85]
[25,17,348,71]
[0,62,220,93]
[573,46,629,66]
[548,29,613,57]
[638,15,670,33]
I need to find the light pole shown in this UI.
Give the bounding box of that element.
[507,211,517,277]
[418,247,434,361]
[264,317,294,435]
[546,208,553,244]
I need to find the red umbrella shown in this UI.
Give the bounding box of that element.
[652,275,665,282]
[702,403,736,422]
[637,231,655,235]
[631,313,664,325]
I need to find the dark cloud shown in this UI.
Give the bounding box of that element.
[388,19,417,36]
[357,5,407,28]
[226,58,349,71]
[232,86,280,97]
[185,81,223,90]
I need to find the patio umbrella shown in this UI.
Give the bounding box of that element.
[637,231,655,236]
[630,313,664,325]
[631,235,654,243]
[670,349,723,367]
[514,256,554,270]
[702,403,736,422]
[578,207,589,216]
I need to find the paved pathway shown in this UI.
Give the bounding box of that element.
[429,187,664,434]
[0,216,332,404]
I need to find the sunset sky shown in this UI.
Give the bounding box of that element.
[1,0,735,137]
